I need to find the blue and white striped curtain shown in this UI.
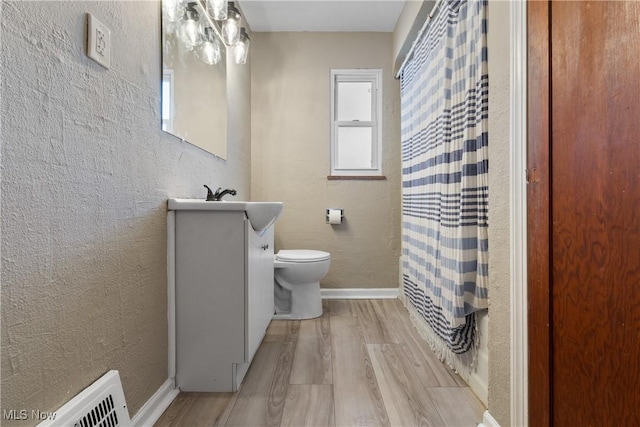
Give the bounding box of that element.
[400,0,488,355]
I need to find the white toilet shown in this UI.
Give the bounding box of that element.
[273,249,331,320]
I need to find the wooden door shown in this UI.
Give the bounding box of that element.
[528,1,640,425]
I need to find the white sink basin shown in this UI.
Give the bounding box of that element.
[168,199,283,234]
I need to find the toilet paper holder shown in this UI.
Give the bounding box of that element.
[326,208,344,224]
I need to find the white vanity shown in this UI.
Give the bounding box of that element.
[167,199,283,392]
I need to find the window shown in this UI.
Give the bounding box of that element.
[330,69,383,177]
[162,69,174,133]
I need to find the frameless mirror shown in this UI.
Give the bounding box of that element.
[161,0,228,159]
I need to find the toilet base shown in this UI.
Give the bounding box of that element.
[273,281,323,320]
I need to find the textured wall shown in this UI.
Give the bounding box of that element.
[487,0,512,425]
[392,0,434,74]
[0,1,251,424]
[251,32,401,290]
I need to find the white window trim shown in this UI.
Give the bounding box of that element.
[330,69,383,177]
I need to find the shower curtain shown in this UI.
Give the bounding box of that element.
[400,0,488,357]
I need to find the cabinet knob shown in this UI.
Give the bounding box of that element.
[261,244,269,250]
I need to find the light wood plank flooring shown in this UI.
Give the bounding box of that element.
[156,299,484,427]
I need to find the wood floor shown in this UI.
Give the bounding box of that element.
[156,299,485,427]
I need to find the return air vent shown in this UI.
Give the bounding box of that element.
[75,394,118,427]
[38,370,131,427]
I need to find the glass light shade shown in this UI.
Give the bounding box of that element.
[221,2,241,45]
[233,28,250,64]
[163,0,185,22]
[180,18,201,50]
[206,0,227,21]
[201,39,221,65]
[179,5,202,51]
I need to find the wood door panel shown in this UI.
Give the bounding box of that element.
[550,1,640,425]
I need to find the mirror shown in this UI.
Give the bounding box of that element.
[161,0,228,159]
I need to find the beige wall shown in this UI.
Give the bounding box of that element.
[486,1,512,424]
[392,0,435,75]
[0,1,251,424]
[251,32,401,289]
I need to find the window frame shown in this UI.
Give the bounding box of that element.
[330,69,383,177]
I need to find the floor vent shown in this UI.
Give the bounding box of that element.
[38,370,131,427]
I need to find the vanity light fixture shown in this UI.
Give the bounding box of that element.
[163,0,250,65]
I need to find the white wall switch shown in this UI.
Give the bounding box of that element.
[86,13,111,69]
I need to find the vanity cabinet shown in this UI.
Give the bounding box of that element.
[172,209,274,392]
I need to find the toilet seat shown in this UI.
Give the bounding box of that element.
[276,249,330,263]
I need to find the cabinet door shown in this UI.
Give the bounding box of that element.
[246,224,275,362]
[175,211,246,391]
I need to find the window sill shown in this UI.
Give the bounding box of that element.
[327,175,387,180]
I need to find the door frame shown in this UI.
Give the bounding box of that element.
[510,0,529,425]
[526,1,552,426]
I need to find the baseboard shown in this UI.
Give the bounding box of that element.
[467,310,489,406]
[477,410,500,427]
[466,358,488,407]
[320,288,399,299]
[131,378,179,427]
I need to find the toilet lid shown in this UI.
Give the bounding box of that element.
[276,250,330,262]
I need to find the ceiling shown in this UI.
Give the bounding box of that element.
[239,1,406,32]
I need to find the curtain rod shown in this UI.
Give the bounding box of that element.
[395,0,444,79]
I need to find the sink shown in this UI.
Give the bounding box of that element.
[242,202,284,234]
[168,199,283,234]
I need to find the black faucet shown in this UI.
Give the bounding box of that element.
[204,185,237,201]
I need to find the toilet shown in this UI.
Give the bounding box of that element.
[273,250,331,320]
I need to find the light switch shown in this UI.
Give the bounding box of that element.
[86,13,111,69]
